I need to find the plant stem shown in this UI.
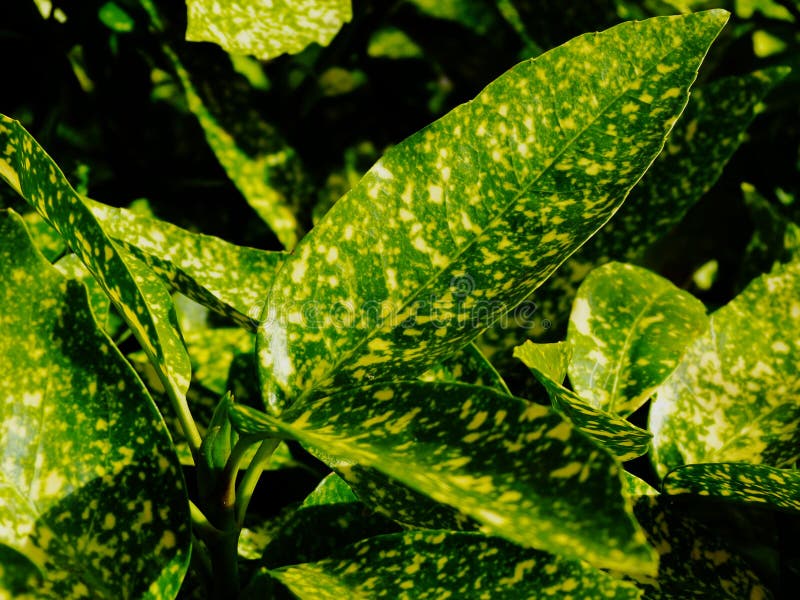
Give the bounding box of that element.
[235,438,280,527]
[162,377,203,459]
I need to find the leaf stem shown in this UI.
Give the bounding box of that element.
[235,438,279,527]
[190,500,224,538]
[162,376,203,459]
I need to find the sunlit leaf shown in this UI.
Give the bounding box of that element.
[270,531,643,599]
[420,343,510,393]
[303,473,357,507]
[232,382,657,574]
[663,463,800,514]
[632,496,772,599]
[185,0,353,60]
[0,210,190,597]
[650,260,800,476]
[514,341,652,462]
[258,12,727,412]
[88,199,286,328]
[623,472,659,498]
[512,340,569,383]
[567,262,708,416]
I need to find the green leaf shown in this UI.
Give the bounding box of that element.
[663,463,800,514]
[165,48,307,249]
[650,259,800,475]
[303,473,358,507]
[623,472,659,498]
[420,343,510,393]
[53,254,111,327]
[269,531,643,599]
[232,382,657,574]
[512,340,570,383]
[632,496,772,599]
[0,116,193,413]
[185,0,353,60]
[514,341,652,462]
[567,262,708,416]
[258,12,728,412]
[88,199,286,328]
[185,328,254,395]
[0,210,190,597]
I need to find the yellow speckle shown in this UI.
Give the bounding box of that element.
[550,462,582,478]
[546,422,571,441]
[103,513,116,529]
[466,411,488,430]
[373,389,394,401]
[661,87,681,99]
[428,184,443,204]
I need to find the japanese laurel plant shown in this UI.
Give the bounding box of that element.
[1,3,798,599]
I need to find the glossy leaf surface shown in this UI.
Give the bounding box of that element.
[185,0,353,60]
[568,262,707,416]
[303,473,358,507]
[271,531,642,599]
[0,210,190,597]
[663,463,800,514]
[420,343,510,393]
[650,259,800,475]
[258,12,727,412]
[233,382,657,574]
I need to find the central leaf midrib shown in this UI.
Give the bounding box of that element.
[296,41,688,402]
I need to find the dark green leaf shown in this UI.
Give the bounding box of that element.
[567,262,708,416]
[303,473,358,507]
[232,382,657,574]
[650,259,800,475]
[663,463,800,514]
[53,254,111,328]
[270,531,642,599]
[0,210,190,597]
[185,0,353,60]
[420,343,510,393]
[258,12,728,412]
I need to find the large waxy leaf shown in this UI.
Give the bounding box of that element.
[567,262,708,416]
[185,0,353,60]
[258,12,728,412]
[514,340,651,462]
[663,463,800,514]
[232,381,657,574]
[649,259,800,476]
[420,343,509,392]
[632,496,772,599]
[269,531,643,599]
[88,199,286,328]
[478,65,789,352]
[0,210,190,597]
[302,473,357,507]
[166,49,306,249]
[0,116,192,405]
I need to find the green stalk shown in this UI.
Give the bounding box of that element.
[235,438,280,527]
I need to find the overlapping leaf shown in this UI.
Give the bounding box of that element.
[185,0,352,60]
[649,259,800,475]
[663,463,800,514]
[269,531,643,599]
[166,48,307,249]
[0,115,192,406]
[232,382,657,574]
[567,262,708,416]
[632,496,772,599]
[258,12,728,412]
[420,343,509,392]
[89,199,286,328]
[0,210,190,597]
[514,341,651,461]
[303,473,358,507]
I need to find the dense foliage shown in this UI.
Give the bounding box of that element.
[1,1,799,598]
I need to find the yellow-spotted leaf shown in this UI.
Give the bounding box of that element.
[632,496,771,599]
[663,463,800,514]
[515,341,651,462]
[0,210,190,597]
[567,262,708,416]
[184,328,254,395]
[420,343,510,393]
[53,254,111,327]
[303,473,358,507]
[258,12,727,412]
[269,531,643,599]
[186,0,352,60]
[650,259,800,476]
[0,116,192,412]
[232,382,657,574]
[624,472,659,498]
[88,199,286,328]
[166,49,307,249]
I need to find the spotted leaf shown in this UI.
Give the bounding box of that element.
[53,254,111,328]
[478,66,789,351]
[567,262,708,416]
[515,341,651,462]
[185,0,352,60]
[624,472,658,498]
[0,116,192,407]
[165,48,307,249]
[232,382,657,574]
[632,496,772,599]
[258,12,728,413]
[650,259,800,476]
[89,199,285,328]
[269,531,643,599]
[303,473,358,507]
[0,210,190,598]
[663,463,800,514]
[420,343,510,393]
